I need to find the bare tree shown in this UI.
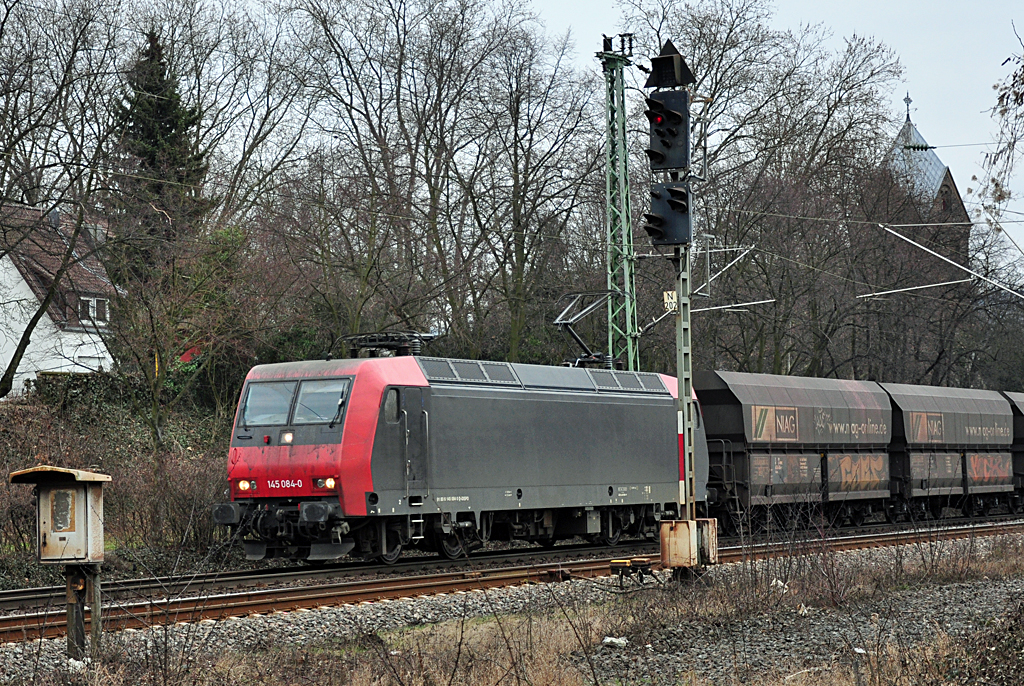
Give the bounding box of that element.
[465,28,601,361]
[281,0,603,362]
[978,29,1024,224]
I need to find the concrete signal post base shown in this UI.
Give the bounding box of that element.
[660,518,718,580]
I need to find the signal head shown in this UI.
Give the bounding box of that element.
[644,182,692,246]
[644,90,689,171]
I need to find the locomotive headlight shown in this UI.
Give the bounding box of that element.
[325,477,335,489]
[238,480,250,491]
[316,478,325,488]
[281,432,294,444]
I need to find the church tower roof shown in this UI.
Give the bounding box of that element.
[889,93,949,200]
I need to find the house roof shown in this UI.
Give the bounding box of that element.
[889,118,949,201]
[0,205,113,328]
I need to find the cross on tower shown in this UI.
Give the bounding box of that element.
[904,92,913,122]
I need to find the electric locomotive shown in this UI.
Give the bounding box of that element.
[212,356,709,562]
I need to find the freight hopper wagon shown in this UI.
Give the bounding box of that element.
[213,356,706,562]
[884,384,1014,519]
[1005,392,1024,505]
[694,371,892,533]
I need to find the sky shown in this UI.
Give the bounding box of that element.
[531,0,1024,251]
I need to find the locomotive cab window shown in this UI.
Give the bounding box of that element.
[240,382,296,426]
[383,388,399,423]
[293,379,352,424]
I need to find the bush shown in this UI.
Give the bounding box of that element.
[0,375,233,582]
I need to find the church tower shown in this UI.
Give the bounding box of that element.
[888,93,971,265]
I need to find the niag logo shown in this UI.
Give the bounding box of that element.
[775,407,798,441]
[910,412,944,443]
[752,406,799,442]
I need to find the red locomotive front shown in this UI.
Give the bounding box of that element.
[212,356,427,560]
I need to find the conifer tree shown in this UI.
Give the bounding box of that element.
[114,30,207,267]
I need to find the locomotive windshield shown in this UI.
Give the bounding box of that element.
[240,382,296,426]
[293,379,351,424]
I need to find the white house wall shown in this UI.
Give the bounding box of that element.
[0,255,113,396]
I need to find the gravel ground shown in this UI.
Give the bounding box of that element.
[590,577,1024,684]
[3,541,1023,685]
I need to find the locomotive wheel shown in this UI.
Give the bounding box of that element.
[438,533,466,559]
[600,529,621,546]
[597,515,621,546]
[378,529,403,564]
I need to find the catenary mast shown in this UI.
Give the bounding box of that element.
[599,35,640,371]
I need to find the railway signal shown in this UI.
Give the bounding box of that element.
[644,39,695,90]
[643,182,692,246]
[644,90,690,171]
[641,40,714,576]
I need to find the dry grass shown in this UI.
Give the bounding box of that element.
[47,597,600,686]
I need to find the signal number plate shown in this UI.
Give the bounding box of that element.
[268,479,303,489]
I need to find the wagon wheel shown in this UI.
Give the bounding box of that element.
[882,501,896,524]
[438,532,466,559]
[378,528,403,564]
[849,508,866,528]
[727,508,752,538]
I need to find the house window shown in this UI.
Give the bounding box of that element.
[78,297,108,323]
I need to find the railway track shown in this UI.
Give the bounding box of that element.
[3,520,1022,644]
[719,519,1024,562]
[0,541,659,613]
